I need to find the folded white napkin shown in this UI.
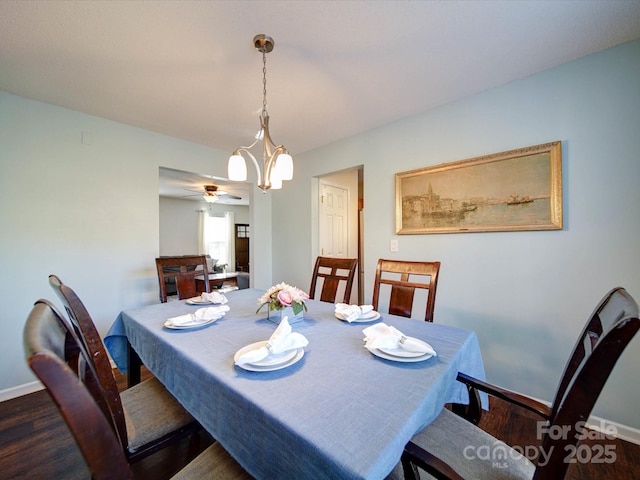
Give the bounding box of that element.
[168,305,230,326]
[335,303,374,322]
[362,322,436,355]
[200,291,228,304]
[235,317,309,365]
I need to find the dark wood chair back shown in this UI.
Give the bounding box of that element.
[156,255,210,302]
[372,259,441,322]
[535,287,639,478]
[24,300,135,480]
[48,274,129,452]
[309,256,358,304]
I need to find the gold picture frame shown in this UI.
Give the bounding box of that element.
[395,141,563,234]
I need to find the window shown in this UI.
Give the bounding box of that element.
[200,211,235,270]
[236,224,250,238]
[204,215,228,264]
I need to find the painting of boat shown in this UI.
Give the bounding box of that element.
[395,141,563,234]
[507,194,534,205]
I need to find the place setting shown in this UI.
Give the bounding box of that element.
[164,304,230,330]
[334,303,381,323]
[234,317,309,372]
[185,291,229,305]
[363,322,437,362]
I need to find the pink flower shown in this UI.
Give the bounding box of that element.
[277,289,293,306]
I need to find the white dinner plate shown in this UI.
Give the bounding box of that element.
[185,296,227,305]
[163,315,220,330]
[335,311,381,323]
[366,345,434,363]
[234,341,304,372]
[185,297,213,305]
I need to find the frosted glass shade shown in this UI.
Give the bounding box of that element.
[275,153,293,181]
[228,154,247,181]
[270,172,283,189]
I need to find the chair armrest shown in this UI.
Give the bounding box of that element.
[457,372,552,420]
[401,441,465,480]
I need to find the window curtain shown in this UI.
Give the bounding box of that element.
[225,211,236,272]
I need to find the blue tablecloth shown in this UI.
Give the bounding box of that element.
[105,288,486,480]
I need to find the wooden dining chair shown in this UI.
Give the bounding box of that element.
[49,274,201,464]
[156,255,210,303]
[372,259,441,322]
[309,256,358,304]
[393,287,640,480]
[24,299,252,480]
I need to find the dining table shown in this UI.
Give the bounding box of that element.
[105,288,487,480]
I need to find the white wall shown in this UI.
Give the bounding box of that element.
[272,40,640,429]
[158,197,200,255]
[0,92,272,392]
[158,196,250,256]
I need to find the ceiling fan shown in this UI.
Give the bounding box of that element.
[184,185,242,203]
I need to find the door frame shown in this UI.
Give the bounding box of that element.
[313,167,363,304]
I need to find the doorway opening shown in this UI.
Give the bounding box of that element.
[317,166,364,304]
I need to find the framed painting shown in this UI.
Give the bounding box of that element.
[395,141,563,234]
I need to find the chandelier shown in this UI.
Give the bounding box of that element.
[227,34,293,192]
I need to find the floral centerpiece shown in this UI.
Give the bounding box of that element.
[257,283,309,323]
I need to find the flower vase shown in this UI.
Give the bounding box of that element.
[268,306,304,325]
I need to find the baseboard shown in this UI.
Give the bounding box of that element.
[524,395,640,446]
[587,414,640,446]
[0,381,44,402]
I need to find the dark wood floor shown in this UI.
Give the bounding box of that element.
[1,368,638,479]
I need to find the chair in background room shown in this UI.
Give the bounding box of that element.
[309,256,358,304]
[394,287,639,480]
[156,255,210,303]
[372,259,441,322]
[23,299,251,480]
[49,275,201,464]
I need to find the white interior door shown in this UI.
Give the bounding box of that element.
[319,183,348,258]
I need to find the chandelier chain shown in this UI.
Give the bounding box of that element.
[262,50,268,118]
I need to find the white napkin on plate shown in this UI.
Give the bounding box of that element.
[362,322,436,355]
[235,317,309,365]
[200,291,228,304]
[168,305,230,326]
[335,303,374,322]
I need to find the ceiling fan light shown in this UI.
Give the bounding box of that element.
[275,153,293,181]
[203,193,218,203]
[228,154,247,181]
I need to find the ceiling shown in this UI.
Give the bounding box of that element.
[159,167,252,206]
[2,1,640,204]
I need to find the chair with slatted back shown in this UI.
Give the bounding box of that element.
[372,259,441,322]
[309,256,358,304]
[156,255,210,303]
[391,287,640,480]
[24,299,252,480]
[49,274,201,464]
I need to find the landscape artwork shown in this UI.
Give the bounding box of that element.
[395,142,563,234]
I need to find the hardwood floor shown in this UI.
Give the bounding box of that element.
[1,369,638,479]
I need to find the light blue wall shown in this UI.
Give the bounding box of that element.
[273,40,640,429]
[0,92,273,393]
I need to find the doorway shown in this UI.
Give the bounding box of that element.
[317,167,363,304]
[235,223,250,272]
